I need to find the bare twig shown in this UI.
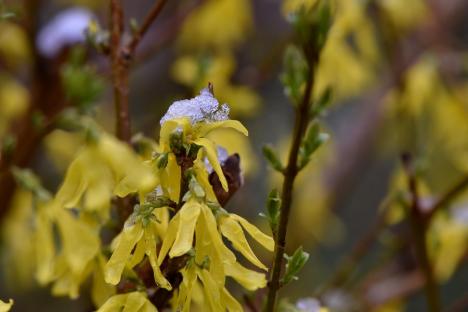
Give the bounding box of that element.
[402,154,441,312]
[124,0,169,58]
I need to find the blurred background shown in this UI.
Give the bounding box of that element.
[0,0,467,311]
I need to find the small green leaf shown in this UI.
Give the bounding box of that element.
[265,189,281,234]
[281,45,309,105]
[156,153,169,169]
[262,145,284,173]
[11,167,51,201]
[311,87,333,119]
[281,246,310,285]
[298,124,329,170]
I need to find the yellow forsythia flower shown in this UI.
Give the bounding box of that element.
[0,299,13,312]
[0,77,29,138]
[104,212,171,290]
[97,292,157,312]
[54,131,158,216]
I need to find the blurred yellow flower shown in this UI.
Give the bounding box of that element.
[0,77,29,138]
[0,22,30,67]
[97,292,157,312]
[0,299,13,312]
[178,0,252,51]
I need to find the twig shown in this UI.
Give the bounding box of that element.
[402,154,441,312]
[265,50,319,311]
[110,0,131,143]
[318,211,387,294]
[124,0,169,59]
[427,175,468,220]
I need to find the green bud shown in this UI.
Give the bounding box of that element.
[262,145,284,173]
[263,189,281,234]
[281,246,310,285]
[281,45,309,105]
[169,129,184,155]
[311,86,333,119]
[298,123,329,170]
[157,152,169,169]
[11,167,51,201]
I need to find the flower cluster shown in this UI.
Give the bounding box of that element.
[16,89,273,311]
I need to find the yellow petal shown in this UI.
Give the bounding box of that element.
[97,292,157,312]
[127,238,146,269]
[225,261,267,291]
[144,228,172,290]
[219,216,268,270]
[92,255,116,307]
[159,117,191,147]
[193,137,228,191]
[105,223,144,285]
[0,299,13,312]
[56,209,100,275]
[158,214,180,265]
[177,265,197,312]
[170,201,201,258]
[160,154,181,202]
[198,269,223,312]
[222,288,243,312]
[35,207,56,284]
[196,120,248,137]
[54,152,88,208]
[230,214,274,251]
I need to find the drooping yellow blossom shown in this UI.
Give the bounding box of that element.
[54,131,158,216]
[44,130,84,171]
[378,0,428,31]
[104,207,171,290]
[97,292,157,312]
[0,299,13,312]
[34,202,102,299]
[159,197,273,305]
[158,89,248,196]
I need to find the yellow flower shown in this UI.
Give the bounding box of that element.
[159,198,272,295]
[159,89,248,194]
[104,209,171,290]
[0,299,13,312]
[178,0,252,51]
[97,292,157,312]
[171,54,261,117]
[34,201,102,299]
[0,77,29,138]
[54,132,158,216]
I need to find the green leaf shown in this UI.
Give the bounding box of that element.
[281,45,309,105]
[262,145,284,173]
[11,167,51,201]
[298,124,329,170]
[311,87,333,119]
[281,246,310,285]
[263,189,281,235]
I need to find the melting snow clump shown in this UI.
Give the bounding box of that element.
[160,88,230,125]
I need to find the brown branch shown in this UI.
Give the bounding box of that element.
[124,0,169,59]
[427,175,468,220]
[402,154,441,312]
[265,50,319,311]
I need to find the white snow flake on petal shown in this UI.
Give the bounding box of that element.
[160,88,230,125]
[37,8,94,58]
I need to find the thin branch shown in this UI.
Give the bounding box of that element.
[427,175,468,219]
[318,211,387,294]
[124,0,169,59]
[110,0,131,143]
[402,154,441,312]
[265,51,319,311]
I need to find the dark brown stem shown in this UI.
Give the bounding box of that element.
[402,154,441,312]
[110,0,131,143]
[125,0,169,58]
[427,175,468,220]
[265,53,318,311]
